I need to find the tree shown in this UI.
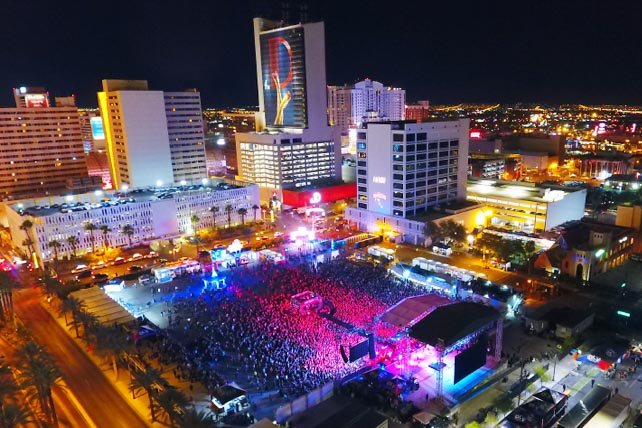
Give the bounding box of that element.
[0,403,34,428]
[84,222,97,253]
[60,297,84,338]
[77,310,99,342]
[121,225,135,248]
[440,220,467,245]
[47,240,61,262]
[178,408,216,428]
[494,395,515,418]
[190,214,200,236]
[93,324,130,380]
[209,206,219,229]
[224,205,233,228]
[16,342,64,425]
[534,366,551,387]
[99,225,111,252]
[19,220,35,264]
[252,204,260,223]
[129,364,165,423]
[0,271,17,323]
[237,207,248,225]
[425,221,443,245]
[154,387,190,426]
[66,236,79,258]
[524,240,536,255]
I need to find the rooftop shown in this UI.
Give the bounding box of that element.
[467,178,583,203]
[10,180,245,218]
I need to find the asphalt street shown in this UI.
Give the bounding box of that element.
[12,287,148,428]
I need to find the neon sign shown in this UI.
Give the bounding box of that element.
[310,192,321,204]
[372,176,386,184]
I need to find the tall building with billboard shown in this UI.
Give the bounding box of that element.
[0,87,89,199]
[79,109,106,152]
[98,80,207,189]
[235,18,341,203]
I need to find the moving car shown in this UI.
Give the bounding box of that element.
[75,270,93,280]
[128,265,142,273]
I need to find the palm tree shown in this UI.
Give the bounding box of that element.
[178,408,216,428]
[209,206,219,229]
[84,222,97,253]
[60,297,84,337]
[0,271,17,323]
[154,387,190,426]
[16,342,64,425]
[19,220,35,264]
[99,225,111,252]
[121,224,135,248]
[252,204,260,223]
[47,240,61,262]
[190,214,200,236]
[77,310,99,342]
[224,204,233,228]
[237,208,248,225]
[129,364,166,423]
[66,235,79,258]
[93,324,130,380]
[0,403,34,428]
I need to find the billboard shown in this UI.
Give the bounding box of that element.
[24,94,49,108]
[454,336,487,384]
[260,27,307,128]
[90,117,105,140]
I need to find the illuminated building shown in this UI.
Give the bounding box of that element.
[351,79,405,126]
[534,219,634,281]
[346,119,469,244]
[327,85,352,132]
[235,18,341,202]
[78,109,105,152]
[5,179,259,263]
[466,178,587,231]
[0,87,89,199]
[468,153,522,180]
[164,90,207,183]
[404,101,431,122]
[97,80,207,190]
[13,86,50,108]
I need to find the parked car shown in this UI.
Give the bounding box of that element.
[76,270,93,280]
[113,257,126,265]
[128,265,142,273]
[93,273,109,282]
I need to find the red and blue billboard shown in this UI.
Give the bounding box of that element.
[260,27,307,128]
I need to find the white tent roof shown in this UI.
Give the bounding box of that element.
[69,287,136,325]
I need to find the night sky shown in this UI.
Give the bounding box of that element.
[2,0,641,108]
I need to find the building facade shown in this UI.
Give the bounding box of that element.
[6,179,259,262]
[351,79,405,126]
[164,91,207,183]
[353,120,469,217]
[235,18,341,202]
[78,109,106,152]
[327,85,352,132]
[0,103,89,199]
[466,178,587,232]
[98,80,207,190]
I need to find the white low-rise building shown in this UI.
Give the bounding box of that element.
[5,179,259,263]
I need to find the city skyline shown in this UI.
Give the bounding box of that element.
[1,0,641,108]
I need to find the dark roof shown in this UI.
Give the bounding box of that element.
[212,385,246,405]
[409,302,501,348]
[558,385,611,428]
[543,307,593,328]
[288,395,388,428]
[380,294,452,327]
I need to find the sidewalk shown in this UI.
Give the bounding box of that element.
[42,292,214,427]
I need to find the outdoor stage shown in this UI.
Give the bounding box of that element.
[368,295,504,405]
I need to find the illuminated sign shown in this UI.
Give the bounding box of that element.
[90,117,105,140]
[24,94,48,108]
[372,176,386,184]
[469,130,482,139]
[309,192,321,204]
[373,192,387,201]
[260,27,307,128]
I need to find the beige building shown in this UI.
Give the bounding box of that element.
[0,95,88,199]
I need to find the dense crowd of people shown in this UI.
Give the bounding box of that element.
[152,259,428,399]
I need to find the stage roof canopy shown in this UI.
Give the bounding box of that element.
[409,302,501,348]
[379,294,452,327]
[69,287,136,326]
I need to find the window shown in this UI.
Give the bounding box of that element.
[393,134,404,142]
[417,132,427,141]
[393,165,404,171]
[393,174,403,180]
[358,186,367,192]
[393,201,404,207]
[358,203,367,209]
[393,154,403,161]
[357,132,366,139]
[406,133,415,142]
[440,141,449,148]
[357,142,366,150]
[358,152,367,158]
[417,143,426,151]
[357,169,366,176]
[393,144,403,152]
[406,173,415,180]
[358,178,367,184]
[406,144,415,152]
[393,183,404,189]
[357,161,367,167]
[394,191,403,198]
[429,142,438,150]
